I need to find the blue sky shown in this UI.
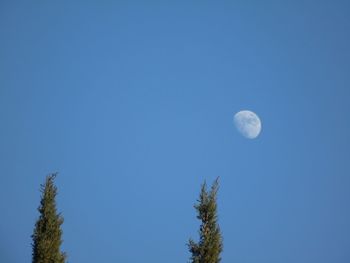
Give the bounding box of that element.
[1,1,350,262]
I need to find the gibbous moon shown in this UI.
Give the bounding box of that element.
[234,110,262,139]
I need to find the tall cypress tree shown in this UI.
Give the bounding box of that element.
[32,174,66,263]
[188,178,223,263]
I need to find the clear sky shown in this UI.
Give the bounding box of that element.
[1,1,350,262]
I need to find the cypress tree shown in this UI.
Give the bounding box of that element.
[188,178,223,263]
[32,174,66,263]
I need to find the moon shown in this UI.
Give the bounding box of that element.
[234,110,262,139]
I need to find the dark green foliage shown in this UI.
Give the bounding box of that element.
[188,178,223,263]
[32,174,66,263]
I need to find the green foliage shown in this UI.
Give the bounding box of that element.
[32,174,66,263]
[188,178,223,263]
